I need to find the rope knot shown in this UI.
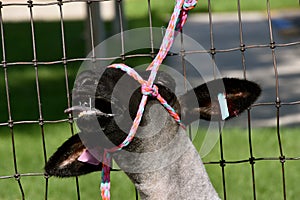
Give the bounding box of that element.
[141,84,159,97]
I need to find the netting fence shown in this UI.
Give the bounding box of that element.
[0,0,300,199]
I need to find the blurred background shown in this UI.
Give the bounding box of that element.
[0,0,299,199]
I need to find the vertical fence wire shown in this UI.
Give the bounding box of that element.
[117,0,125,61]
[266,1,287,199]
[147,0,155,58]
[0,0,299,200]
[87,1,96,60]
[0,2,25,200]
[180,21,194,141]
[236,0,257,199]
[57,0,81,199]
[207,0,227,199]
[27,1,49,199]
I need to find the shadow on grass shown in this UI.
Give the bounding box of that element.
[0,21,85,122]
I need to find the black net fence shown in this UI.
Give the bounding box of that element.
[0,0,300,199]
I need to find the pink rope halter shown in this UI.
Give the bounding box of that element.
[100,0,197,199]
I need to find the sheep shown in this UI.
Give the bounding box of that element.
[45,67,261,199]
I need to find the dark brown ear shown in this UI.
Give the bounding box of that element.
[45,134,102,177]
[180,78,261,124]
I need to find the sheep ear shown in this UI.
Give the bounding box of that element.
[180,78,261,124]
[45,134,102,177]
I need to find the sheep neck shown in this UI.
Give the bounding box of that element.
[113,102,220,200]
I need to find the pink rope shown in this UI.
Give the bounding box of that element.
[176,0,197,32]
[100,0,197,199]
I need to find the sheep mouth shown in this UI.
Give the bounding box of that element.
[64,105,115,118]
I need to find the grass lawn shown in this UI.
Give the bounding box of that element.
[125,0,299,20]
[0,125,299,199]
[0,0,299,199]
[201,127,300,200]
[0,123,137,200]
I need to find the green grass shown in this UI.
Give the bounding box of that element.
[0,124,136,200]
[200,127,300,200]
[124,0,300,30]
[125,0,299,21]
[0,21,84,122]
[0,125,299,199]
